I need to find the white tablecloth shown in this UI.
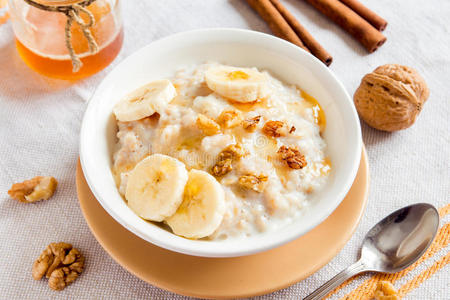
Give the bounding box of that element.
[0,1,448,299]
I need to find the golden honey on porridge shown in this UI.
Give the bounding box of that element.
[112,62,330,240]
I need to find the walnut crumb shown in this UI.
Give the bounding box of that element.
[196,114,221,136]
[8,176,57,203]
[211,143,247,176]
[278,146,307,169]
[374,281,399,300]
[242,115,261,132]
[238,174,268,192]
[289,126,296,133]
[217,110,242,128]
[32,242,84,291]
[262,120,289,137]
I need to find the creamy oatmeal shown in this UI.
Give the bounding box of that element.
[112,62,330,240]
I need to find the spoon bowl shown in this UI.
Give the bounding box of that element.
[305,203,439,300]
[361,203,439,273]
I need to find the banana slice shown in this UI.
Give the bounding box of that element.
[205,65,269,103]
[125,154,188,222]
[113,80,177,122]
[166,169,226,239]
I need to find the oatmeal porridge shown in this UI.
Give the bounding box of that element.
[112,62,330,240]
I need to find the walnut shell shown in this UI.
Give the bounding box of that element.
[354,64,429,131]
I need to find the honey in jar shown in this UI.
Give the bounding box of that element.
[8,0,123,80]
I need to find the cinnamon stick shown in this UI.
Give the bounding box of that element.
[246,0,310,53]
[304,0,386,53]
[269,0,332,66]
[339,0,387,31]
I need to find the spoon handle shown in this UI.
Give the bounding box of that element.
[303,260,367,300]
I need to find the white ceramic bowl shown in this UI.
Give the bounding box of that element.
[80,28,362,258]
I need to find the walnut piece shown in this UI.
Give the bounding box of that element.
[374,281,399,300]
[242,115,261,132]
[217,110,242,128]
[32,242,84,291]
[262,120,289,137]
[8,176,57,203]
[212,158,233,177]
[354,64,429,131]
[196,114,221,135]
[278,146,307,169]
[211,143,247,176]
[238,174,268,192]
[219,143,247,160]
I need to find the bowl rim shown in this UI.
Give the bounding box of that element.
[80,28,362,257]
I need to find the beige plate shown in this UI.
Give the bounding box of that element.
[76,147,369,299]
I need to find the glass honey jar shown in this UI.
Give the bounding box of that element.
[8,0,123,80]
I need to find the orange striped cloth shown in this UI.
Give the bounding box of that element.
[323,203,450,300]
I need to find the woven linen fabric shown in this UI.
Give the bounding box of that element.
[0,0,448,299]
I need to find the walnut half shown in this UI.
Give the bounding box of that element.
[374,281,399,300]
[238,174,268,192]
[262,120,290,137]
[278,146,307,169]
[32,242,84,291]
[211,143,247,176]
[8,176,57,203]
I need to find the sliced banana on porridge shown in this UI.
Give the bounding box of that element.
[166,169,226,239]
[125,154,188,222]
[113,79,177,122]
[112,63,331,241]
[205,65,269,103]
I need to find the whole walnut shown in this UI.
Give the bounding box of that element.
[354,64,429,131]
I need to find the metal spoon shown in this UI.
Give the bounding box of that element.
[304,203,439,300]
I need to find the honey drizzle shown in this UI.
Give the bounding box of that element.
[299,89,326,134]
[228,98,269,113]
[318,157,332,176]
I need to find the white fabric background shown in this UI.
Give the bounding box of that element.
[0,0,448,299]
